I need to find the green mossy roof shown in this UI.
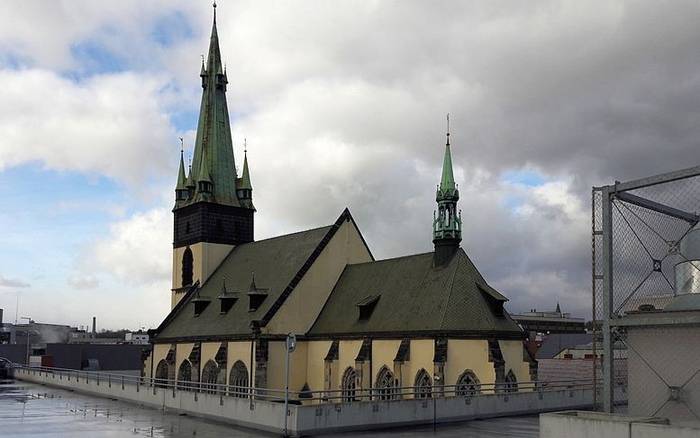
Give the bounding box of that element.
[155,225,334,341]
[308,249,522,337]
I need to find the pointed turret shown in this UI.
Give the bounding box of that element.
[236,141,255,210]
[433,114,462,266]
[175,150,188,203]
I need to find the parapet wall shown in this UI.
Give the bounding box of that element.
[16,367,600,436]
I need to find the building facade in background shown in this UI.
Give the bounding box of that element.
[149,6,535,399]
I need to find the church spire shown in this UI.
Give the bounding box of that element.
[433,114,462,266]
[186,1,238,206]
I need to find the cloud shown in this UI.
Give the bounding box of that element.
[67,274,99,290]
[0,69,178,187]
[0,275,30,288]
[4,1,700,327]
[88,208,171,285]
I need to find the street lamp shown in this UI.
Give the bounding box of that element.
[283,333,296,437]
[20,316,32,366]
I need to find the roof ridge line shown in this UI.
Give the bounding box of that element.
[347,251,434,267]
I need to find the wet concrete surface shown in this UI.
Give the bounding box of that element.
[0,379,539,437]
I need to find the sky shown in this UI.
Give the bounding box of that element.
[1,0,699,330]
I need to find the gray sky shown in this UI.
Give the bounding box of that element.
[0,1,699,329]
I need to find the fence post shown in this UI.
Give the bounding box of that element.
[601,186,615,413]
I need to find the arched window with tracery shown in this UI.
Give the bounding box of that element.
[228,360,249,397]
[504,369,518,393]
[200,360,219,394]
[414,369,432,399]
[182,247,193,287]
[456,370,480,397]
[177,360,194,391]
[374,366,398,401]
[155,360,169,388]
[341,367,358,402]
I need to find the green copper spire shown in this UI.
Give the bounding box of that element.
[176,149,186,190]
[236,140,255,210]
[433,114,461,265]
[240,148,252,190]
[187,2,239,206]
[437,114,457,199]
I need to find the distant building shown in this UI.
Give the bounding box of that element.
[511,303,586,334]
[124,331,149,345]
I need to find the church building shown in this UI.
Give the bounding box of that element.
[148,7,535,400]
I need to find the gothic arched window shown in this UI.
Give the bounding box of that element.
[182,247,193,287]
[201,360,219,394]
[504,369,518,393]
[177,360,194,391]
[228,360,249,397]
[155,360,169,388]
[374,366,398,401]
[456,370,480,397]
[414,369,432,399]
[341,367,358,402]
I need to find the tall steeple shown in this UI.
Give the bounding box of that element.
[186,1,239,206]
[433,114,462,266]
[170,2,255,310]
[172,2,254,245]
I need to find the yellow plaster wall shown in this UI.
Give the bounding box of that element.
[227,341,253,386]
[445,339,495,387]
[265,219,373,334]
[371,340,402,386]
[499,340,531,385]
[405,339,435,389]
[338,340,364,389]
[171,242,233,308]
[201,342,222,368]
[152,344,171,376]
[306,341,332,392]
[175,343,194,371]
[267,340,309,393]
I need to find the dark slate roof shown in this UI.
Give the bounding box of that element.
[535,333,593,359]
[308,249,523,337]
[155,224,336,341]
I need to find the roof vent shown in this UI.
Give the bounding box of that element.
[356,295,380,320]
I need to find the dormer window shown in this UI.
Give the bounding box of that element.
[356,295,380,320]
[247,274,268,312]
[218,280,238,314]
[192,296,211,317]
[198,180,212,193]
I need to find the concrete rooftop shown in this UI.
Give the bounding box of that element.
[0,379,539,437]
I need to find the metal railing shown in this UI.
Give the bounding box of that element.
[13,364,597,405]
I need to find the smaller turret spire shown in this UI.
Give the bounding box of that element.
[433,114,462,266]
[237,138,255,210]
[174,138,189,204]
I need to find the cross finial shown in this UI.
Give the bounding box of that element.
[179,137,184,153]
[244,137,247,154]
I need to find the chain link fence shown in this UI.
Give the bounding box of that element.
[592,168,700,420]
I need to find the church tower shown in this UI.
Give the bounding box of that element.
[171,4,255,309]
[433,116,462,266]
